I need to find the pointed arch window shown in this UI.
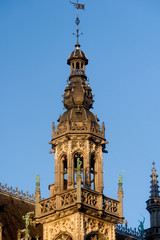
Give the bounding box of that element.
[62,155,67,190]
[90,154,96,190]
[74,152,83,187]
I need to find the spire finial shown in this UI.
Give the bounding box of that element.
[70,0,85,48]
[152,161,155,168]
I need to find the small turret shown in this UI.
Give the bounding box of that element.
[145,162,160,240]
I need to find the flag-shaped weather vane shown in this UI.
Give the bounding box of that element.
[70,0,85,47]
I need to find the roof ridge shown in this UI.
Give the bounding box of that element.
[0,182,35,204]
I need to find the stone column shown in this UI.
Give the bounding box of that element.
[67,141,73,189]
[118,177,124,218]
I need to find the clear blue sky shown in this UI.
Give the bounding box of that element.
[1,0,160,230]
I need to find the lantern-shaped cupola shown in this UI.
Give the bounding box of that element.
[67,44,88,76]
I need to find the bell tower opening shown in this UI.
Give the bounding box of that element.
[90,154,95,190]
[62,155,68,191]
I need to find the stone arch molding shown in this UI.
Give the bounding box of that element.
[54,232,73,240]
[86,232,106,240]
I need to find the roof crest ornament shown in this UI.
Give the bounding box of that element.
[70,0,85,48]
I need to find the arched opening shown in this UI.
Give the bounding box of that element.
[55,233,72,240]
[90,154,96,190]
[76,62,80,73]
[74,152,83,187]
[62,155,67,190]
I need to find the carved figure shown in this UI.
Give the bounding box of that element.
[36,174,40,186]
[118,174,123,184]
[22,212,32,238]
[77,155,82,174]
[138,217,145,238]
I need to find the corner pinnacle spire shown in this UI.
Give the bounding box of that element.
[150,161,160,199]
[70,0,85,48]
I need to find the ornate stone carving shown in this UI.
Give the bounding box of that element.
[40,197,56,214]
[103,197,118,214]
[85,216,109,237]
[49,218,75,239]
[82,189,98,207]
[60,190,77,207]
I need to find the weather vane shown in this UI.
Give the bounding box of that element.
[70,0,85,47]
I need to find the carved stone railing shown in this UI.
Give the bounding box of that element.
[103,196,119,215]
[81,188,99,208]
[38,188,120,218]
[40,196,56,214]
[116,224,141,239]
[0,182,35,203]
[60,189,77,208]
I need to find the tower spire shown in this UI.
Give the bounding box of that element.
[70,0,85,48]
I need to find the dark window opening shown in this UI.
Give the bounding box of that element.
[90,155,95,190]
[63,156,67,190]
[76,62,80,73]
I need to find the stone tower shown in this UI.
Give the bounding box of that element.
[34,41,124,239]
[145,162,160,240]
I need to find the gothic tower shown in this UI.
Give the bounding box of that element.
[34,4,124,240]
[145,162,160,240]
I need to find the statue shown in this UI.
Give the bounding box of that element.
[138,217,145,238]
[77,155,82,175]
[35,174,40,191]
[118,170,125,184]
[22,212,32,238]
[118,174,123,184]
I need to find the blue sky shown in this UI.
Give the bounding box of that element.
[1,0,160,230]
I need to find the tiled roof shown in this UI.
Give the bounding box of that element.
[0,189,42,240]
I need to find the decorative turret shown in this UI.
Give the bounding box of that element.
[145,162,160,240]
[33,2,124,240]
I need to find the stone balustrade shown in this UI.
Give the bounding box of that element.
[39,188,119,217]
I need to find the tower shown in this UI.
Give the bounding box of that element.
[34,2,124,239]
[145,162,160,240]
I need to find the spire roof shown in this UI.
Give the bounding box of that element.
[150,161,160,199]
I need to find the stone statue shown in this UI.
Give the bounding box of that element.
[77,156,82,174]
[118,174,123,184]
[35,174,40,191]
[22,212,32,238]
[36,174,40,185]
[138,217,145,238]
